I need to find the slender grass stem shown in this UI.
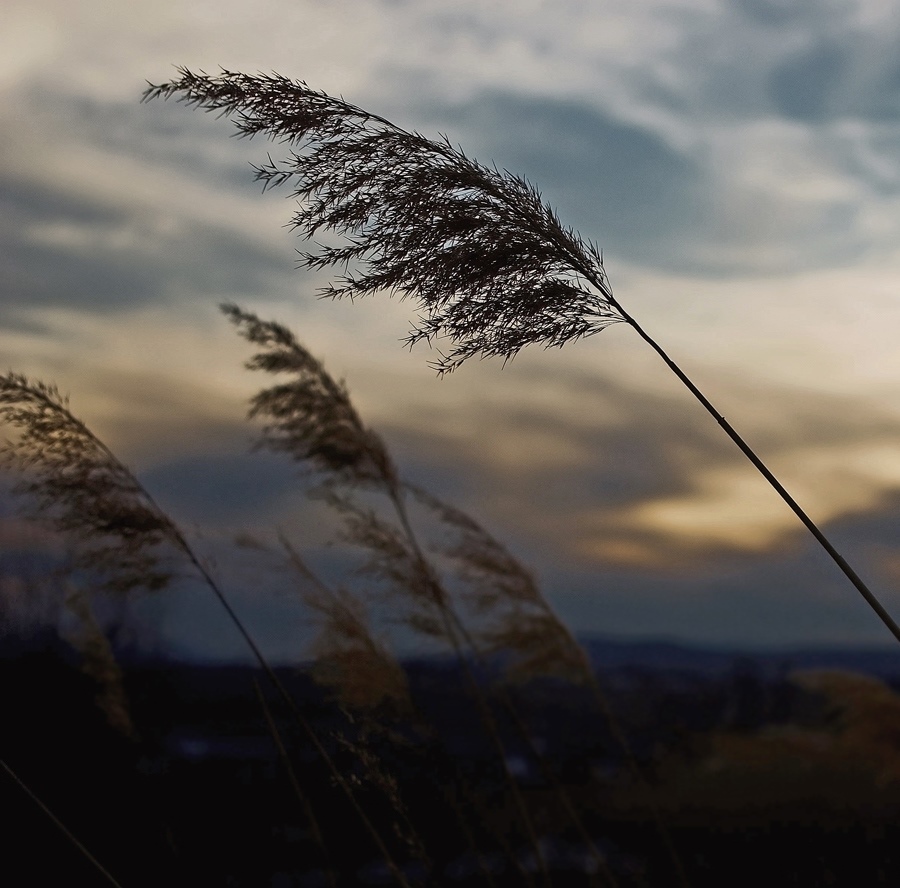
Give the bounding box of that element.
[280,537,511,888]
[0,375,412,888]
[389,484,640,887]
[412,485,684,887]
[607,299,900,645]
[178,548,414,888]
[1,757,126,888]
[146,69,900,644]
[388,486,548,888]
[252,679,338,888]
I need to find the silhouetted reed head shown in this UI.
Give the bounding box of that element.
[147,69,626,373]
[0,373,174,596]
[223,303,396,485]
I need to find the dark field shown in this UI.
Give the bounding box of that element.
[6,634,900,887]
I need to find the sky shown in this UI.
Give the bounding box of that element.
[3,0,900,660]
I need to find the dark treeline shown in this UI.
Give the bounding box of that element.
[6,633,900,887]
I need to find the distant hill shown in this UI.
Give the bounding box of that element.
[7,625,900,680]
[4,625,900,672]
[581,634,900,679]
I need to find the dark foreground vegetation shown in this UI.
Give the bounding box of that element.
[6,631,900,887]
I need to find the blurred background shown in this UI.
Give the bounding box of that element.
[4,0,900,660]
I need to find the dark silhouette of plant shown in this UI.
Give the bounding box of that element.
[224,303,562,886]
[145,68,900,645]
[3,315,654,885]
[225,302,692,887]
[0,334,639,885]
[0,371,416,888]
[0,758,126,888]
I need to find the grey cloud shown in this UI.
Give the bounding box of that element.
[139,449,305,528]
[0,173,291,329]
[379,360,900,566]
[410,87,889,278]
[733,0,802,27]
[421,91,707,271]
[22,85,260,192]
[769,42,847,122]
[547,536,891,649]
[564,491,900,648]
[0,86,307,331]
[729,0,863,31]
[699,2,900,123]
[764,31,900,124]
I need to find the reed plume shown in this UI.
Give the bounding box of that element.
[220,304,396,485]
[278,532,412,714]
[222,304,456,639]
[146,70,624,374]
[410,485,589,686]
[227,303,664,885]
[0,371,414,888]
[63,584,137,739]
[275,533,524,888]
[146,69,900,645]
[226,302,556,885]
[0,373,175,597]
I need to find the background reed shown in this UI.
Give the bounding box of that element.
[2,307,667,885]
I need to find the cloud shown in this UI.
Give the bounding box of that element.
[424,91,705,270]
[371,357,900,575]
[0,180,288,322]
[0,89,303,326]
[138,450,310,529]
[766,30,900,123]
[410,86,900,279]
[769,41,848,121]
[8,2,900,297]
[603,439,900,562]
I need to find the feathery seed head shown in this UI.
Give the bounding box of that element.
[223,303,395,484]
[147,69,626,373]
[0,372,176,596]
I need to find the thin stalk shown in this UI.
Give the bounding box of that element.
[388,485,548,888]
[279,535,504,887]
[145,71,900,644]
[69,453,413,888]
[449,615,623,888]
[252,679,338,888]
[1,758,126,888]
[177,546,414,888]
[403,488,631,886]
[600,296,900,645]
[1,380,410,888]
[538,607,690,888]
[386,480,615,885]
[439,608,625,888]
[411,487,684,888]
